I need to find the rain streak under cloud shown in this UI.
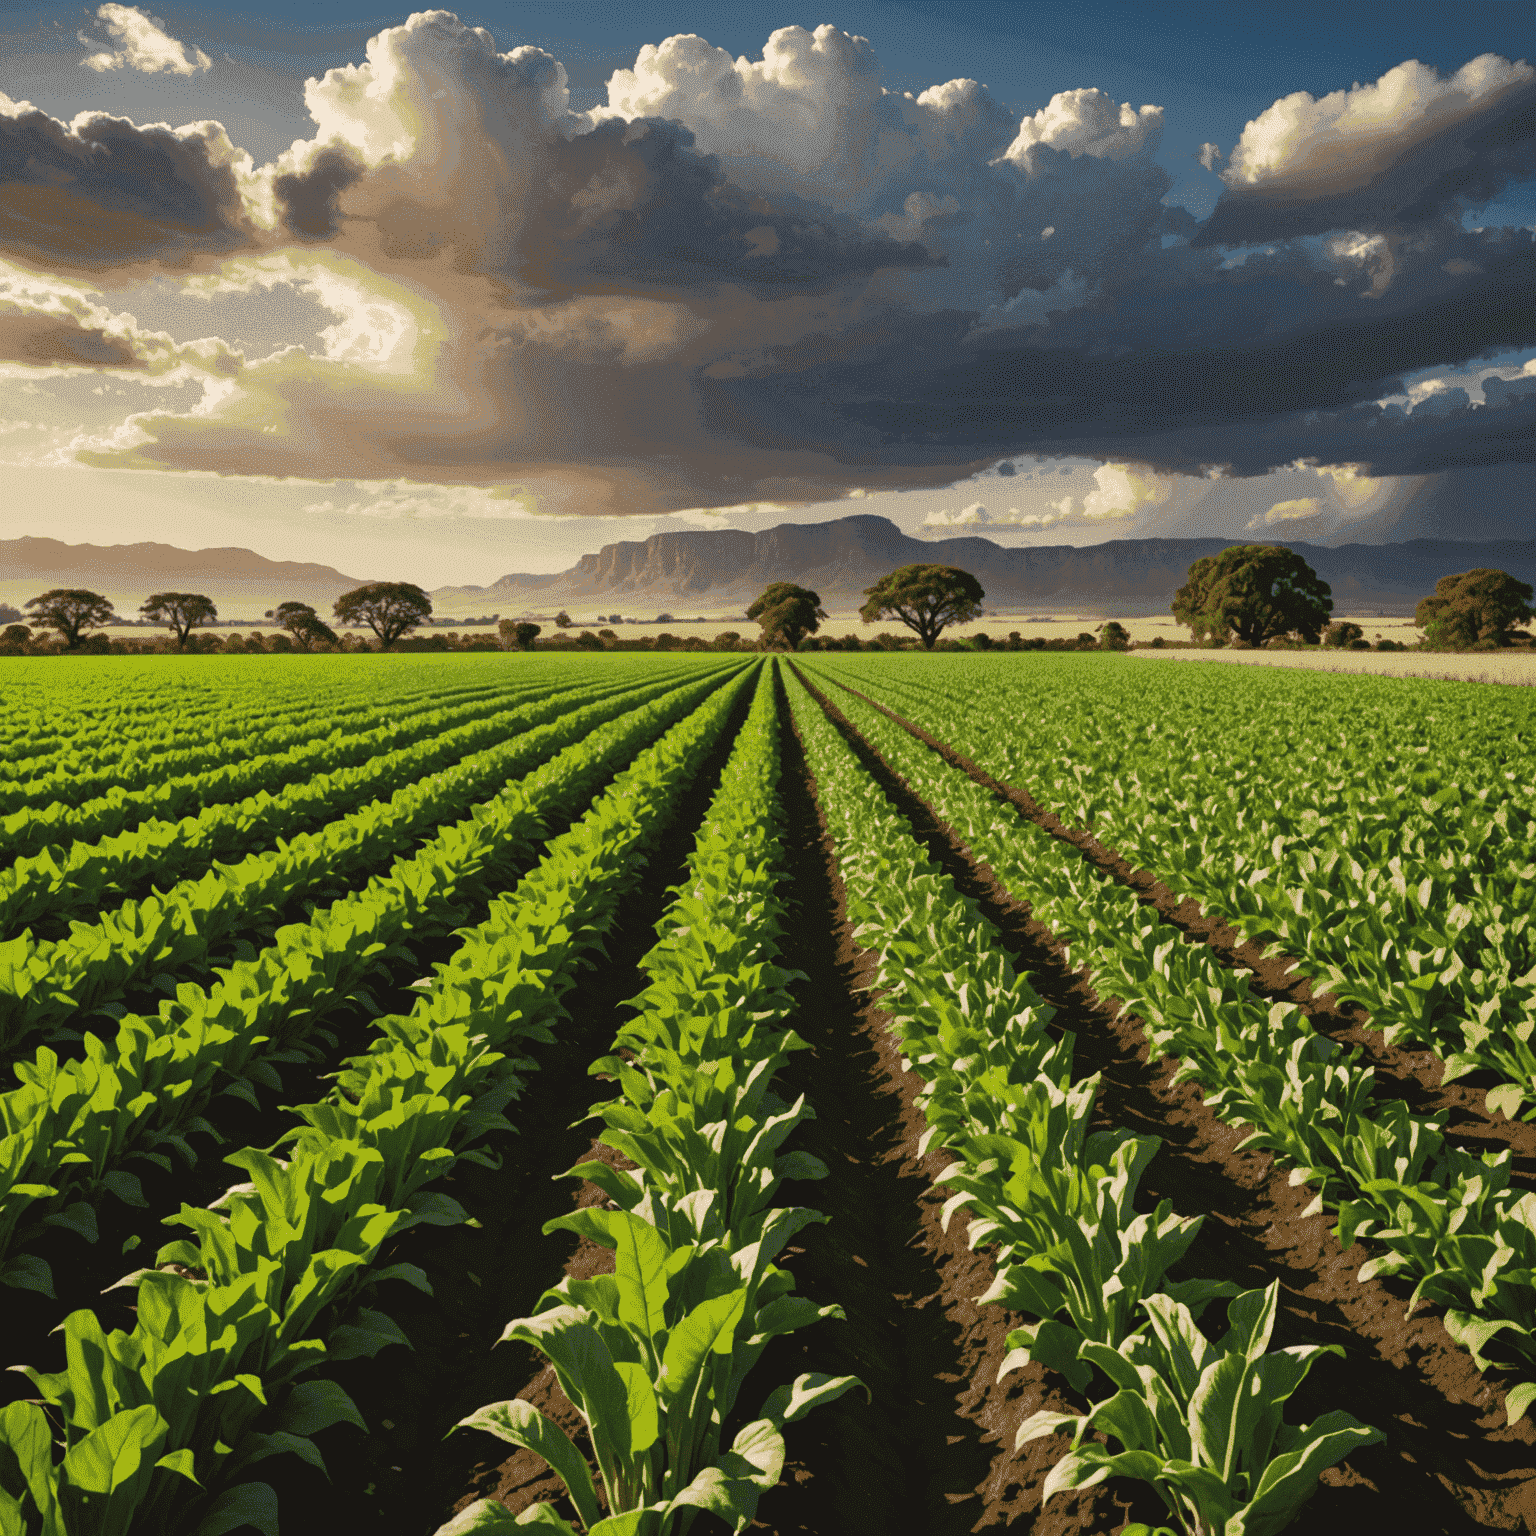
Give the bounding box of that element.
[0,4,1532,563]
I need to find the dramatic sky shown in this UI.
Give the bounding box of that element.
[1,1,1532,583]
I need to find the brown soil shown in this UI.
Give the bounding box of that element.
[791,664,1536,1533]
[255,677,757,1533]
[748,669,1157,1535]
[816,671,1536,1184]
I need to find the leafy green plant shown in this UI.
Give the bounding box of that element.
[1018,1285,1382,1536]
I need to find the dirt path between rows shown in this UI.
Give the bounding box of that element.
[263,678,756,1534]
[754,668,1152,1535]
[814,670,1536,1182]
[792,665,1536,1534]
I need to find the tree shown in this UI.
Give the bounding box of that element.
[860,564,985,651]
[554,611,572,629]
[25,588,116,649]
[141,591,218,648]
[574,630,603,650]
[747,583,827,651]
[510,621,542,650]
[1172,545,1332,647]
[1416,568,1535,651]
[1323,620,1364,649]
[333,582,432,648]
[655,613,675,624]
[266,601,338,650]
[712,631,742,651]
[1097,620,1131,651]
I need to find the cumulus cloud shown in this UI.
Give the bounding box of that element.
[1,14,1531,518]
[1199,55,1536,245]
[922,500,994,529]
[0,259,241,375]
[80,5,211,77]
[0,93,260,273]
[1246,495,1322,530]
[1051,462,1171,522]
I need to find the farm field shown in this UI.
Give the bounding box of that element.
[2,651,1534,1535]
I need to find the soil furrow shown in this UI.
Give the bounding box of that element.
[793,664,1536,1534]
[759,667,1153,1535]
[814,669,1536,1178]
[257,677,756,1534]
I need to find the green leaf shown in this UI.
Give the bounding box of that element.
[455,1401,601,1533]
[154,1447,201,1484]
[60,1405,165,1495]
[1484,1083,1526,1121]
[273,1379,368,1438]
[432,1499,531,1533]
[759,1372,868,1426]
[192,1480,281,1536]
[1243,1412,1384,1525]
[328,1307,412,1361]
[658,1290,748,1410]
[610,1214,670,1347]
[1503,1382,1536,1428]
[0,1254,55,1298]
[612,1362,659,1457]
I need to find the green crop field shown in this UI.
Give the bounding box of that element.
[1,651,1533,1535]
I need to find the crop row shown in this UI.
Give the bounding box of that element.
[804,660,1536,1426]
[0,669,688,942]
[833,656,1536,1118]
[0,666,756,1534]
[785,666,1380,1532]
[0,669,515,786]
[445,660,861,1536]
[0,667,712,1060]
[0,665,637,864]
[0,667,743,1301]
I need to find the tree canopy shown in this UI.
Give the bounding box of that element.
[860,564,984,650]
[499,619,541,650]
[747,583,827,650]
[333,582,433,647]
[266,601,338,650]
[1097,620,1131,651]
[1172,545,1332,646]
[1416,568,1535,651]
[142,591,218,647]
[1323,620,1365,649]
[25,589,116,649]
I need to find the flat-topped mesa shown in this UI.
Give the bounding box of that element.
[442,516,1536,616]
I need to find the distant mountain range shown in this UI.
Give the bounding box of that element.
[0,537,375,618]
[432,515,1536,616]
[8,521,1533,622]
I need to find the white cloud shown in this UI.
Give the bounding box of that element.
[998,88,1162,171]
[1223,55,1532,193]
[922,500,993,529]
[1246,495,1322,530]
[79,4,211,77]
[1310,463,1384,508]
[302,482,537,520]
[1051,462,1170,522]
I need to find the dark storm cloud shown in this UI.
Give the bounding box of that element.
[698,222,1535,476]
[0,309,142,367]
[0,99,257,272]
[270,146,366,242]
[520,117,938,297]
